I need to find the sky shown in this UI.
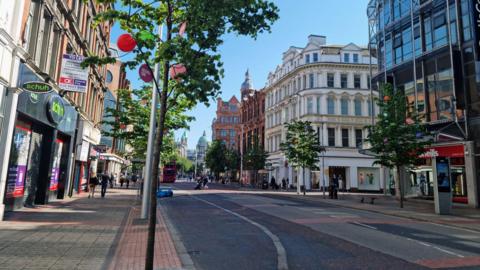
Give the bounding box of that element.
[111,0,370,149]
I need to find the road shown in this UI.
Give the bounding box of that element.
[159,181,480,270]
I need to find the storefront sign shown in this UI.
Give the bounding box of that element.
[77,141,90,162]
[59,54,89,93]
[421,145,464,159]
[47,96,65,124]
[22,81,52,93]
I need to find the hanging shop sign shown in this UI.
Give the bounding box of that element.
[59,54,89,93]
[47,96,65,124]
[22,81,52,93]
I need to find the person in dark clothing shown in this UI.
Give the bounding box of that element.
[270,176,276,190]
[109,173,114,188]
[203,177,208,188]
[126,175,130,189]
[100,174,109,198]
[282,178,286,190]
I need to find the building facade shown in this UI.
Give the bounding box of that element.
[177,131,188,159]
[0,0,112,218]
[211,96,241,149]
[195,131,209,176]
[97,46,129,180]
[239,70,266,184]
[264,35,382,191]
[367,0,479,206]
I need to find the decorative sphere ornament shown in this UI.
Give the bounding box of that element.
[383,95,391,102]
[405,117,414,125]
[117,33,137,52]
[139,64,153,83]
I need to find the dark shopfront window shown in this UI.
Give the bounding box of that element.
[328,128,335,146]
[424,54,454,122]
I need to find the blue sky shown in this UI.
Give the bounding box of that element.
[111,0,370,149]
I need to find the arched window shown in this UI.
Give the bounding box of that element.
[327,96,335,114]
[354,98,362,116]
[341,97,349,115]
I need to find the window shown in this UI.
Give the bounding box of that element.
[402,27,412,61]
[303,75,307,89]
[285,107,289,122]
[106,71,113,83]
[384,0,391,25]
[48,25,61,77]
[355,129,363,148]
[367,100,372,116]
[316,97,321,113]
[344,53,350,63]
[341,74,348,88]
[25,0,41,54]
[327,97,335,114]
[313,53,318,62]
[328,128,335,146]
[414,22,422,56]
[327,73,334,88]
[341,97,349,115]
[433,12,448,48]
[342,129,349,147]
[461,0,472,41]
[353,54,359,63]
[354,75,361,89]
[230,130,235,137]
[367,75,371,89]
[385,35,392,68]
[424,16,433,51]
[221,130,227,137]
[449,4,457,45]
[354,98,362,116]
[305,54,310,64]
[393,32,402,64]
[309,74,314,88]
[307,97,313,114]
[393,0,401,20]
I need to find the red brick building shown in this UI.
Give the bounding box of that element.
[211,96,241,149]
[239,70,265,153]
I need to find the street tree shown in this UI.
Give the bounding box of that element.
[205,140,227,180]
[176,156,193,176]
[366,83,431,208]
[86,1,279,268]
[244,137,268,186]
[280,121,325,195]
[225,148,240,181]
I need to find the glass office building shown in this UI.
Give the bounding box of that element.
[367,0,480,206]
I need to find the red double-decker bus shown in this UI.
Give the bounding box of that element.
[161,162,176,183]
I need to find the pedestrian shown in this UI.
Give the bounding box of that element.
[270,176,276,190]
[333,174,339,199]
[132,174,138,187]
[120,173,125,187]
[282,178,286,190]
[286,178,290,189]
[109,173,114,188]
[100,174,109,198]
[126,174,130,189]
[203,176,208,189]
[88,172,99,198]
[338,175,343,191]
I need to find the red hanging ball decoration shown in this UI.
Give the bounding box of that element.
[169,64,187,81]
[117,33,137,52]
[383,95,391,102]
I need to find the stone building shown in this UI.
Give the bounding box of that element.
[264,35,382,192]
[239,70,266,185]
[0,0,112,218]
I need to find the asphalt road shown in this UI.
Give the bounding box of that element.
[159,182,480,270]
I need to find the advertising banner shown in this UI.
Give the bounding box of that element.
[59,54,89,93]
[436,157,451,193]
[5,126,32,198]
[49,139,64,191]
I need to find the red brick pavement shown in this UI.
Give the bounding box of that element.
[108,205,182,270]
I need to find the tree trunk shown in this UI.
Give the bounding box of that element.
[302,167,306,196]
[396,166,404,208]
[145,3,172,269]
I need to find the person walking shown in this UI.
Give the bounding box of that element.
[100,174,109,198]
[88,172,99,198]
[126,174,130,189]
[270,176,276,190]
[109,173,114,188]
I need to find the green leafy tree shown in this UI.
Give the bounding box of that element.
[280,121,325,195]
[205,140,227,180]
[176,156,193,175]
[225,148,240,181]
[244,137,268,186]
[86,1,279,268]
[366,83,432,208]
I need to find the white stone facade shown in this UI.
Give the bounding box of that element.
[264,35,385,192]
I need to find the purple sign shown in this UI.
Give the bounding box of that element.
[139,64,153,83]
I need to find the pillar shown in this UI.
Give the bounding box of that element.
[465,141,478,207]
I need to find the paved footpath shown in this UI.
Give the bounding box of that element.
[0,188,184,270]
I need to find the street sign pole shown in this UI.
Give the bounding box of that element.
[141,25,163,219]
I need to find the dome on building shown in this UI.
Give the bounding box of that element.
[240,69,253,91]
[197,131,208,148]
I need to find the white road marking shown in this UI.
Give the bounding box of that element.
[193,196,289,270]
[352,221,378,230]
[432,246,465,258]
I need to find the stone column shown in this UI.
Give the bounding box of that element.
[465,141,479,207]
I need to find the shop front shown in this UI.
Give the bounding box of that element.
[410,144,469,204]
[3,66,77,210]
